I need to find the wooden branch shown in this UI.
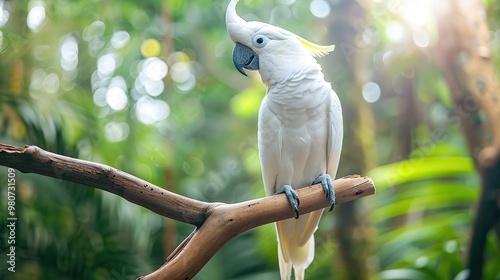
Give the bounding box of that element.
[0,144,210,227]
[141,175,373,280]
[0,144,375,279]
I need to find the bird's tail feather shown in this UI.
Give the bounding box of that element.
[276,210,321,279]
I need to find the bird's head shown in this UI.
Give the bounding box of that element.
[225,0,334,83]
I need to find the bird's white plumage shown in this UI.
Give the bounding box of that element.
[226,1,343,278]
[258,63,343,279]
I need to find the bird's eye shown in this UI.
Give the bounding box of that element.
[253,35,269,48]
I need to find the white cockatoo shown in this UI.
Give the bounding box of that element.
[226,0,343,279]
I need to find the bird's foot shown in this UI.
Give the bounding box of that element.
[273,184,300,219]
[312,174,335,211]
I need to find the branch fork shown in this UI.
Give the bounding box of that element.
[0,144,375,279]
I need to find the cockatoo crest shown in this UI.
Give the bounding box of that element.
[226,0,334,79]
[295,35,335,58]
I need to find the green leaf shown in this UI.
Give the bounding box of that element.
[368,157,475,190]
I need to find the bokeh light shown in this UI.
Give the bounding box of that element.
[386,21,405,42]
[144,79,164,96]
[362,82,381,103]
[310,0,330,19]
[170,61,197,92]
[143,58,168,81]
[93,87,107,107]
[83,21,106,57]
[106,86,128,111]
[135,96,170,125]
[104,122,130,142]
[27,4,45,31]
[42,73,60,94]
[170,62,191,83]
[140,38,161,58]
[109,76,127,91]
[83,21,105,41]
[97,53,116,77]
[0,0,10,28]
[413,29,430,47]
[176,75,196,92]
[402,0,431,27]
[168,57,197,93]
[60,35,79,72]
[134,57,168,97]
[111,31,130,49]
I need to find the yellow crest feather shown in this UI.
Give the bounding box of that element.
[296,36,335,58]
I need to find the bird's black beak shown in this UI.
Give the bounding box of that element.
[232,42,259,76]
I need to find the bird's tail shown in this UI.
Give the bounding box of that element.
[276,209,323,279]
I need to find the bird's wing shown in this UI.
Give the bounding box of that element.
[297,90,342,246]
[326,90,343,179]
[258,96,282,196]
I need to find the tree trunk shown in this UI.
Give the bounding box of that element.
[434,1,500,279]
[328,0,376,278]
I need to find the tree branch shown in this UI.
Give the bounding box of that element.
[0,144,210,227]
[0,144,375,279]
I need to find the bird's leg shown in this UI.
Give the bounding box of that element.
[312,174,335,211]
[273,184,300,219]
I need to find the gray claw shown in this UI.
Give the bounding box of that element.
[273,184,300,219]
[312,174,335,211]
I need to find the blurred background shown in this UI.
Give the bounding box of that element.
[0,0,499,279]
